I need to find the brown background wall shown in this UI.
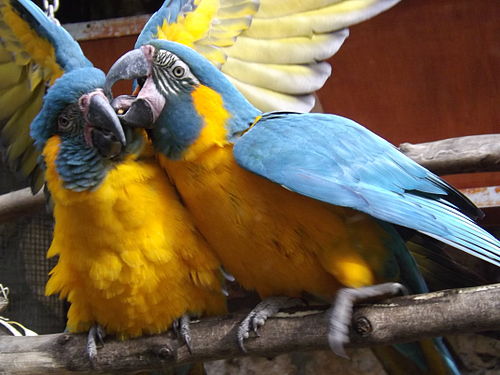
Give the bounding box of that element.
[79,0,500,189]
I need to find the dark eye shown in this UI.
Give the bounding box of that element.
[136,76,146,88]
[58,115,71,131]
[172,66,185,78]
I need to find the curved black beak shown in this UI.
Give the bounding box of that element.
[104,48,151,97]
[105,46,163,129]
[111,95,156,129]
[87,93,126,146]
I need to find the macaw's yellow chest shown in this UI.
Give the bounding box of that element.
[42,137,225,338]
[160,147,394,300]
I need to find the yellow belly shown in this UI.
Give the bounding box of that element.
[160,146,394,298]
[161,147,394,300]
[43,137,225,338]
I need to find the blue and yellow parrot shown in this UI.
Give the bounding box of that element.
[0,0,226,362]
[105,40,500,374]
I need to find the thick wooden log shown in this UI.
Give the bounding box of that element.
[0,187,45,224]
[0,284,498,374]
[399,134,500,175]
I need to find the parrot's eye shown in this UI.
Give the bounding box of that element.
[58,115,71,131]
[136,76,146,89]
[172,66,185,78]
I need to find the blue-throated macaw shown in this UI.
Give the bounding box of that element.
[0,0,226,363]
[105,40,500,374]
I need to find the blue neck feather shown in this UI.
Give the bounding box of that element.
[55,136,109,191]
[151,40,262,141]
[152,94,203,159]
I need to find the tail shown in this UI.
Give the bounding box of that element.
[374,222,461,375]
[372,339,458,375]
[408,233,490,291]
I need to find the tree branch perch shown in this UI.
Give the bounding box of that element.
[399,134,500,175]
[0,284,498,374]
[0,187,45,224]
[0,134,498,224]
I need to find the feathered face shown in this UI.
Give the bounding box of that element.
[105,44,200,130]
[31,68,127,190]
[32,68,125,157]
[151,47,200,96]
[58,90,125,159]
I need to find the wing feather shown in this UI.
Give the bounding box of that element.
[138,0,401,111]
[233,113,500,266]
[0,0,90,192]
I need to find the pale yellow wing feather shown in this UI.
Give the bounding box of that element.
[221,57,332,94]
[195,0,399,111]
[223,30,349,65]
[149,0,400,111]
[227,76,316,113]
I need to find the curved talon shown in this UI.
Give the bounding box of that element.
[174,315,192,353]
[87,324,106,363]
[237,296,305,352]
[327,282,406,357]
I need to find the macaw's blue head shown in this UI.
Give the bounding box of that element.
[31,67,126,191]
[104,40,260,159]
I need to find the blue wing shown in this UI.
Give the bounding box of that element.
[233,112,500,267]
[0,0,91,191]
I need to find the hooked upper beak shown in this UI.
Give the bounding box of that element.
[105,45,164,129]
[86,92,126,146]
[81,90,126,158]
[104,47,151,96]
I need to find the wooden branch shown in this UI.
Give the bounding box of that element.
[0,284,498,374]
[399,134,500,175]
[0,134,498,224]
[0,187,45,224]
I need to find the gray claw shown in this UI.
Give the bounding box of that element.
[174,315,192,353]
[87,324,106,363]
[237,296,304,352]
[327,282,406,357]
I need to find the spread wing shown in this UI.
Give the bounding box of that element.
[233,112,500,267]
[0,0,91,192]
[137,0,401,112]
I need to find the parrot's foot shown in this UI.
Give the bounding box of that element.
[237,296,304,352]
[173,315,192,353]
[328,282,407,358]
[87,324,106,363]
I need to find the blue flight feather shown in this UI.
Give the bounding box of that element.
[233,112,500,267]
[12,0,91,71]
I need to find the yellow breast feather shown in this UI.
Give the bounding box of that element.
[181,84,231,162]
[43,136,225,337]
[161,146,392,300]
